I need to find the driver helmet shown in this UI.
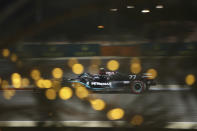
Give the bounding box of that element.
[99,68,106,75]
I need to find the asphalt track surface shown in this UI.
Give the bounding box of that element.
[0,87,196,122]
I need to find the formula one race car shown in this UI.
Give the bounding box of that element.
[64,68,156,94]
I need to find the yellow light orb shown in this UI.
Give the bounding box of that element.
[185,74,195,86]
[45,89,56,100]
[36,79,44,88]
[97,25,104,29]
[2,80,9,89]
[131,58,141,64]
[11,73,21,88]
[3,90,15,100]
[75,86,89,99]
[59,87,73,100]
[90,99,106,111]
[30,69,41,80]
[130,58,141,74]
[72,64,84,74]
[43,79,52,88]
[2,49,10,57]
[107,60,119,71]
[17,60,23,67]
[52,68,63,79]
[52,80,61,91]
[146,68,157,79]
[107,108,125,120]
[131,63,141,74]
[21,78,30,87]
[0,77,2,84]
[10,53,18,62]
[68,58,78,68]
[131,115,144,126]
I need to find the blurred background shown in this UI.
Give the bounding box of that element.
[0,0,197,130]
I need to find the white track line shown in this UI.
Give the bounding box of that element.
[0,121,196,129]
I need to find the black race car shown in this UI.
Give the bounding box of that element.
[64,68,156,94]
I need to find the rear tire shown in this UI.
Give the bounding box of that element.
[131,80,146,94]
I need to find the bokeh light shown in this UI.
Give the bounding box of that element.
[52,80,61,91]
[68,58,78,68]
[75,86,89,99]
[88,64,99,74]
[107,60,119,71]
[21,78,30,87]
[11,73,21,88]
[131,115,144,126]
[90,99,106,111]
[17,60,23,67]
[59,87,73,100]
[97,25,104,29]
[45,89,56,100]
[2,80,9,89]
[30,69,41,80]
[72,64,84,74]
[3,90,15,100]
[146,68,157,79]
[107,108,125,120]
[0,77,2,85]
[10,53,18,62]
[43,79,52,88]
[2,49,10,57]
[185,74,195,86]
[52,68,63,79]
[130,58,141,74]
[36,79,44,88]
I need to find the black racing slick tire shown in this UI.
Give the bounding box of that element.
[131,80,146,94]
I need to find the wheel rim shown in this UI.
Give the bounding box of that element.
[131,81,144,94]
[134,83,142,90]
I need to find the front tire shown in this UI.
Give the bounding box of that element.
[131,80,146,94]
